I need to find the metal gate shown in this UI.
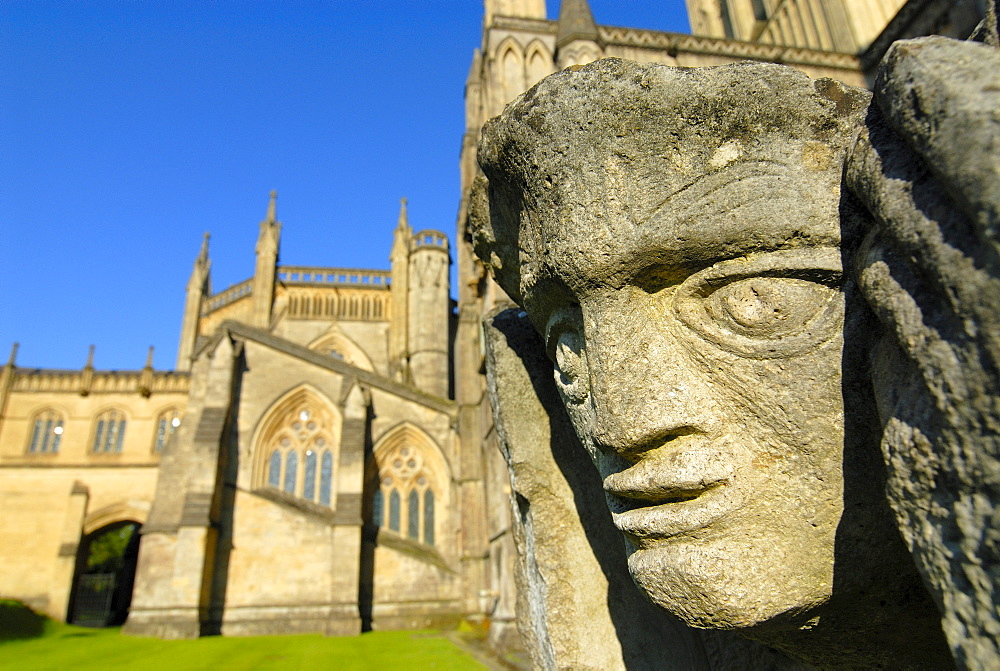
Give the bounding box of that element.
[70,573,116,627]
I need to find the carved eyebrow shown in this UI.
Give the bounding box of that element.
[645,160,801,227]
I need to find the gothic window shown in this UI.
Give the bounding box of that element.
[92,409,126,453]
[372,438,439,546]
[721,0,736,38]
[27,408,64,454]
[153,407,182,452]
[255,394,338,508]
[751,0,768,22]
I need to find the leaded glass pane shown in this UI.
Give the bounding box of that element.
[284,451,298,494]
[155,418,167,452]
[408,490,420,539]
[303,450,317,501]
[389,489,400,532]
[29,420,42,453]
[372,489,384,527]
[268,450,281,487]
[51,422,62,453]
[320,451,333,506]
[423,490,435,546]
[103,419,117,453]
[41,419,53,453]
[114,421,126,453]
[93,420,106,452]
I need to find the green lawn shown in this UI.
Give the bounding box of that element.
[0,601,489,670]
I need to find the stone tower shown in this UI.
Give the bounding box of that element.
[556,0,602,68]
[407,230,450,398]
[484,0,546,24]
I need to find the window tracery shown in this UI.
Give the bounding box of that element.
[256,394,338,507]
[27,408,64,454]
[371,440,437,546]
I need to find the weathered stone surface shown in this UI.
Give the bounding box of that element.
[473,57,972,668]
[846,36,1000,669]
[483,306,811,670]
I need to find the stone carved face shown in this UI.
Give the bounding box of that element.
[476,60,884,630]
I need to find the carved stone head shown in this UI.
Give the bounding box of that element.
[474,58,950,664]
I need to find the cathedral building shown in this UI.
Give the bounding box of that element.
[0,0,982,643]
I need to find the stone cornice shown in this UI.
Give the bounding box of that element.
[219,321,457,418]
[599,26,861,72]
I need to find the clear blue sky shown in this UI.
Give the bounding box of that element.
[1,1,690,370]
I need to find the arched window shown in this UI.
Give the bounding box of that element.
[303,449,317,501]
[27,408,64,454]
[370,431,442,546]
[153,408,182,452]
[254,391,339,508]
[284,451,298,494]
[388,489,401,533]
[92,409,126,453]
[320,450,333,506]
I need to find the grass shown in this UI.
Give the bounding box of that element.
[0,601,488,670]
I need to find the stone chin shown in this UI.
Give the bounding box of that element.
[624,536,833,631]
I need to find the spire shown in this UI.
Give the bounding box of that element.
[256,190,281,257]
[251,191,281,329]
[557,0,600,48]
[391,197,413,262]
[397,197,411,233]
[198,231,210,267]
[85,345,95,369]
[266,189,277,223]
[144,345,155,369]
[6,342,17,367]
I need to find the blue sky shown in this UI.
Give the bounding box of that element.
[1,1,690,370]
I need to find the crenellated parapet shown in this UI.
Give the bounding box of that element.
[12,369,190,395]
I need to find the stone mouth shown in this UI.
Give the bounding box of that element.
[605,483,720,513]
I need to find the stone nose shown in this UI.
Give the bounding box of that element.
[583,294,718,458]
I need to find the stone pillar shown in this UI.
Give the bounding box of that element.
[124,335,238,639]
[49,481,89,621]
[330,381,368,636]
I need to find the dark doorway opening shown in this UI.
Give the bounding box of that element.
[68,521,140,627]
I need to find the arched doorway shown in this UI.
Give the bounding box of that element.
[68,521,140,627]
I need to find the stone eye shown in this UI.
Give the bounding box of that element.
[552,330,589,403]
[546,307,589,403]
[705,277,835,340]
[672,248,844,358]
